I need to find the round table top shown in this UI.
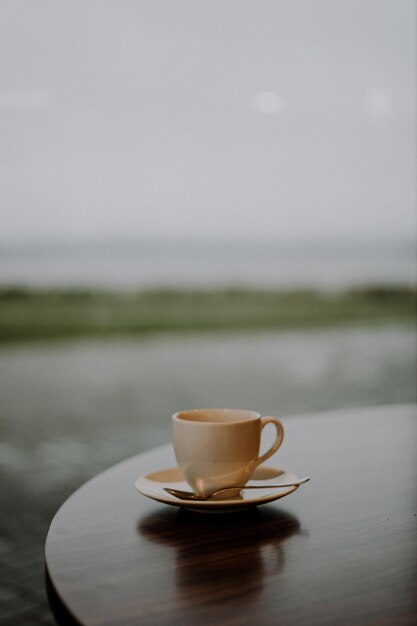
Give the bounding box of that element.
[45,405,417,626]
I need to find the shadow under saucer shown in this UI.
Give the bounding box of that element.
[138,506,302,606]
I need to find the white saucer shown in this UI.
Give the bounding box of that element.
[135,465,301,513]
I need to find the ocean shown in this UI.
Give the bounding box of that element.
[0,238,415,290]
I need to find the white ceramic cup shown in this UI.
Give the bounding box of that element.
[172,408,284,496]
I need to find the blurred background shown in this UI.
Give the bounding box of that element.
[0,1,416,624]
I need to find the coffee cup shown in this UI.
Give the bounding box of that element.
[172,408,284,496]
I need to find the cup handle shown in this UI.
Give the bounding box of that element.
[256,417,284,467]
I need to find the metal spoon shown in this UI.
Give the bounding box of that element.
[164,476,310,501]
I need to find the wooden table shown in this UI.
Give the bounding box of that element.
[45,405,417,626]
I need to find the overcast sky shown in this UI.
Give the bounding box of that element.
[0,0,415,243]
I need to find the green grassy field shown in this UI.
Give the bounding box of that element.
[0,285,415,343]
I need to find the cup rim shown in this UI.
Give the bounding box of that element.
[172,408,261,425]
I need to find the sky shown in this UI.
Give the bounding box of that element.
[0,0,415,243]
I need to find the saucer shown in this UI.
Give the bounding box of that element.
[135,465,301,513]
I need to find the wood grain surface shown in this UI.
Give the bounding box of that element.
[45,405,417,626]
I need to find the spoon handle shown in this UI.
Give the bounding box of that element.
[211,476,310,496]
